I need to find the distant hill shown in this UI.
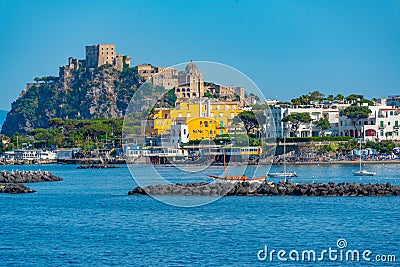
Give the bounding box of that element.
[0,110,7,129]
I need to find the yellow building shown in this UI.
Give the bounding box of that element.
[145,99,243,141]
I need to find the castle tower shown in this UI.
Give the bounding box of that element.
[85,44,129,71]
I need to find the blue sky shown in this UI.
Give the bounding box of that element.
[0,0,399,110]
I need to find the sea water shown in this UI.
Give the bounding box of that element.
[0,164,399,266]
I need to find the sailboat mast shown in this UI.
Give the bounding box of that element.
[223,151,226,177]
[284,136,287,182]
[359,140,362,171]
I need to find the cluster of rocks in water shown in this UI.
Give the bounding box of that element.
[0,170,63,194]
[128,181,400,197]
[0,183,36,194]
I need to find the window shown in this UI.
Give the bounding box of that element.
[380,121,384,127]
[219,121,223,127]
[220,113,223,117]
[178,113,182,118]
[204,121,208,127]
[220,130,224,135]
[388,122,391,126]
[395,121,399,127]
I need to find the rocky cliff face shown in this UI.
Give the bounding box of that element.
[0,110,7,128]
[1,66,142,136]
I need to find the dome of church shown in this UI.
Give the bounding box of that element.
[185,60,199,74]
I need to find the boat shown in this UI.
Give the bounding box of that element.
[208,175,266,184]
[352,141,376,176]
[268,136,297,180]
[267,172,297,178]
[207,151,267,184]
[352,169,376,176]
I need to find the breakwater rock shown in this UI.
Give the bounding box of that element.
[128,181,400,197]
[0,170,63,183]
[0,183,36,194]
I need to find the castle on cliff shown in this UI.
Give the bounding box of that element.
[59,44,131,81]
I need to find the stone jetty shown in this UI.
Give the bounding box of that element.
[128,181,400,197]
[0,183,36,194]
[0,170,63,194]
[0,170,63,183]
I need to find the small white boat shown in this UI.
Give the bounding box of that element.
[268,136,297,181]
[268,172,297,178]
[353,140,376,176]
[352,170,376,176]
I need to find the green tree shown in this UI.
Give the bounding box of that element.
[309,90,325,101]
[204,91,215,98]
[334,94,345,102]
[282,113,312,137]
[234,111,259,133]
[345,94,364,104]
[315,117,331,136]
[327,95,334,101]
[339,106,372,137]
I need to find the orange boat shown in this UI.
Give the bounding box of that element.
[208,174,267,184]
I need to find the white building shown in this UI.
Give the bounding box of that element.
[266,104,348,138]
[56,150,74,160]
[39,150,57,160]
[339,105,400,141]
[14,150,57,161]
[14,150,40,161]
[387,95,400,108]
[169,124,189,146]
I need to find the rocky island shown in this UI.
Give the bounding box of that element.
[0,170,63,194]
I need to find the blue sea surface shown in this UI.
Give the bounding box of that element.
[0,164,399,266]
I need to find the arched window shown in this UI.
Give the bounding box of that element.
[176,88,180,92]
[187,89,190,92]
[192,93,196,97]
[182,88,186,92]
[204,121,208,127]
[200,121,203,127]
